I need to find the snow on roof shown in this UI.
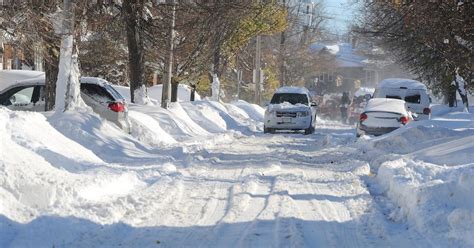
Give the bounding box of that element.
[0,70,45,91]
[0,72,115,94]
[310,43,367,68]
[81,77,109,87]
[275,86,309,94]
[365,98,408,114]
[377,78,427,91]
[354,87,375,97]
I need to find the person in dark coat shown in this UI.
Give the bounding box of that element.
[340,91,351,124]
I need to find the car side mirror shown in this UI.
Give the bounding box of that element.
[311,102,317,107]
[9,95,16,104]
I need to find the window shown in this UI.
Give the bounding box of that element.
[80,83,114,103]
[270,93,309,105]
[386,95,402,100]
[405,94,421,104]
[10,86,34,105]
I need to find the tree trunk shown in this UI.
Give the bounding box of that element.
[55,0,84,112]
[171,79,179,102]
[44,45,59,111]
[190,84,196,101]
[454,72,470,112]
[123,0,146,104]
[279,30,286,87]
[161,0,176,108]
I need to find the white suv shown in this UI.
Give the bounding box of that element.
[373,78,431,120]
[264,86,317,135]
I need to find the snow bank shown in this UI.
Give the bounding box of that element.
[0,107,146,226]
[378,159,474,246]
[113,84,201,104]
[360,104,474,246]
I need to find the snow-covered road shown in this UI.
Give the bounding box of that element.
[0,125,423,247]
[2,103,472,247]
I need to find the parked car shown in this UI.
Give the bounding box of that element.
[356,98,413,137]
[264,86,317,135]
[0,76,131,133]
[373,78,431,120]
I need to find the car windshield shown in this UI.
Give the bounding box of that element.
[270,93,308,105]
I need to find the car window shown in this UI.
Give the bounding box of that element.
[270,93,309,105]
[10,86,34,105]
[405,90,421,103]
[405,94,421,104]
[105,84,125,101]
[386,95,402,100]
[80,83,114,103]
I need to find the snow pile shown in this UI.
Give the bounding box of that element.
[126,100,263,143]
[377,159,474,246]
[113,84,201,104]
[360,105,474,246]
[0,107,146,225]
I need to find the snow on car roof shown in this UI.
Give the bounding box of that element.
[80,77,110,87]
[0,73,112,94]
[377,78,427,91]
[0,70,45,91]
[365,98,408,114]
[354,87,375,97]
[275,86,309,94]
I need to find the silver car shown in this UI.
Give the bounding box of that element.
[0,76,131,133]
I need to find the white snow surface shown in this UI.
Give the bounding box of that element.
[0,100,473,247]
[275,86,309,94]
[0,70,45,91]
[113,84,201,105]
[377,78,428,91]
[364,98,409,115]
[354,87,375,97]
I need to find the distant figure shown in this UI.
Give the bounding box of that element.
[340,91,351,124]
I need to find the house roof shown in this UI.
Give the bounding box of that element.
[310,42,367,68]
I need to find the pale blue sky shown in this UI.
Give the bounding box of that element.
[323,0,358,34]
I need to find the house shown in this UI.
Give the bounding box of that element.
[308,41,410,95]
[0,41,43,71]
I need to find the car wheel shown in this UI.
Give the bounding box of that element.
[264,127,275,134]
[304,120,314,135]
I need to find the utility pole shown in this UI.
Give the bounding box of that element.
[254,35,262,105]
[279,0,287,87]
[236,69,242,101]
[161,0,176,109]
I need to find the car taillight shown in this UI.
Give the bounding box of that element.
[399,116,409,125]
[360,113,368,122]
[423,108,431,115]
[108,102,125,112]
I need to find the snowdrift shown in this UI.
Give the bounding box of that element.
[359,105,474,246]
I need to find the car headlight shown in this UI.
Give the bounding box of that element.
[265,109,275,115]
[297,111,310,117]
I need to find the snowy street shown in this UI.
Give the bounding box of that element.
[3,101,472,247]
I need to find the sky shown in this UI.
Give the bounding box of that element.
[322,0,359,34]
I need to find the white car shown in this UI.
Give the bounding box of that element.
[356,98,413,137]
[373,78,431,120]
[264,86,317,135]
[0,76,132,133]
